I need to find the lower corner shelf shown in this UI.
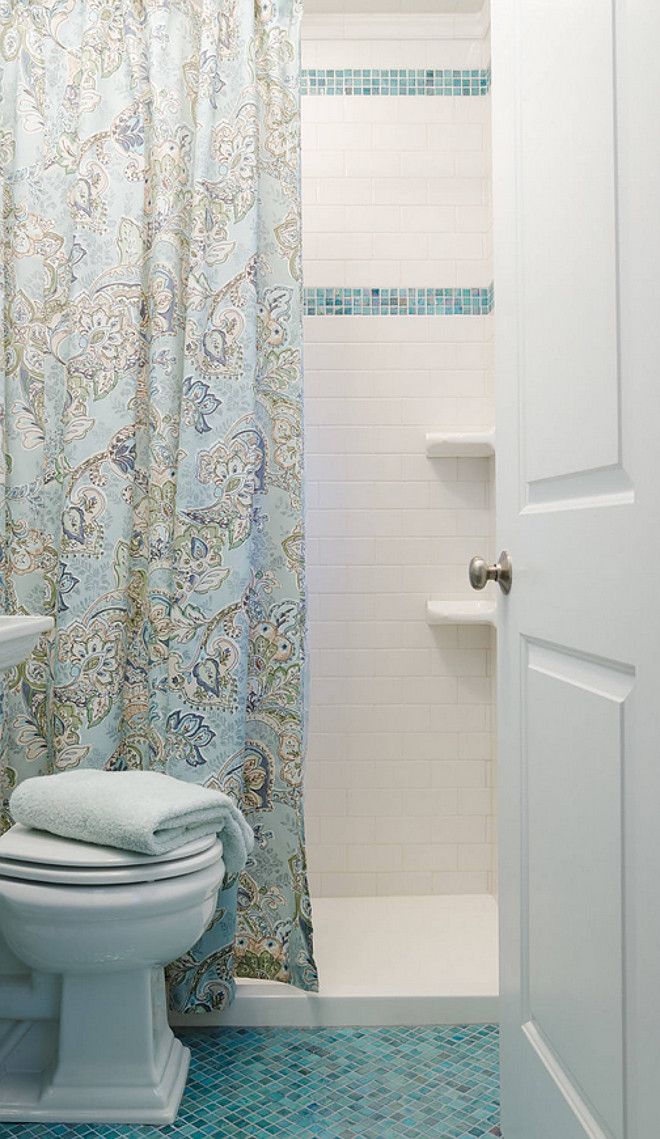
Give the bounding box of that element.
[426,599,497,626]
[425,430,495,458]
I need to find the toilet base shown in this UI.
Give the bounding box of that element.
[0,1017,190,1124]
[0,832,226,1124]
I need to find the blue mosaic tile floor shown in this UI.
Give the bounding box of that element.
[2,1024,501,1139]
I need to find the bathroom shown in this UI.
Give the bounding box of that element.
[0,1,657,1137]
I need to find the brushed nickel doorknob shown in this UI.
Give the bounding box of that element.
[469,551,513,595]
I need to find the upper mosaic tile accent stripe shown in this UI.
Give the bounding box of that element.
[301,67,491,97]
[304,285,494,316]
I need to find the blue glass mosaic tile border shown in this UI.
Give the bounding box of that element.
[1,1024,501,1139]
[301,67,491,97]
[304,284,494,316]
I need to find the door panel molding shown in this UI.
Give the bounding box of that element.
[519,638,632,1139]
[522,1019,619,1139]
[525,639,634,700]
[523,465,634,514]
[513,0,623,491]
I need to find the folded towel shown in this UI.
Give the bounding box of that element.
[10,770,254,878]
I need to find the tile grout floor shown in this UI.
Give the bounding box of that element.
[2,1024,501,1139]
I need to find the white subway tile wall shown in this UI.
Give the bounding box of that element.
[302,7,495,898]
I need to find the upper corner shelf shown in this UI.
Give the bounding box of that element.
[425,430,495,458]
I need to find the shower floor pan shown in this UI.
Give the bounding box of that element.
[170,894,498,1028]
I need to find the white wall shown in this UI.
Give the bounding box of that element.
[302,5,496,898]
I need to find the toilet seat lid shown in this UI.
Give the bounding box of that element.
[0,823,217,867]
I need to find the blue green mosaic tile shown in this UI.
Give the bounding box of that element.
[1,1024,501,1139]
[304,285,494,317]
[301,67,492,97]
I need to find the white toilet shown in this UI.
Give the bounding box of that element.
[0,822,226,1124]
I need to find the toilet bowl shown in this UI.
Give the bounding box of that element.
[0,823,226,1124]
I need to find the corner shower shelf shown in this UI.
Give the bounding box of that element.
[0,615,54,672]
[425,430,495,458]
[426,599,497,626]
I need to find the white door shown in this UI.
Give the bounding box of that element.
[492,2,660,1138]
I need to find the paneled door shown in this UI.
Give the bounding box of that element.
[492,2,660,1137]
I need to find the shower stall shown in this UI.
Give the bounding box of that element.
[173,0,498,1030]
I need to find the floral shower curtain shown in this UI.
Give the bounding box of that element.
[0,0,317,1012]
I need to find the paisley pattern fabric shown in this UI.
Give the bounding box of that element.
[0,0,316,1012]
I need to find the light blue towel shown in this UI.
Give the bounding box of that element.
[10,770,253,878]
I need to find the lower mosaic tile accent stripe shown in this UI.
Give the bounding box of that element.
[304,285,494,316]
[1,1024,501,1139]
[301,67,492,97]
